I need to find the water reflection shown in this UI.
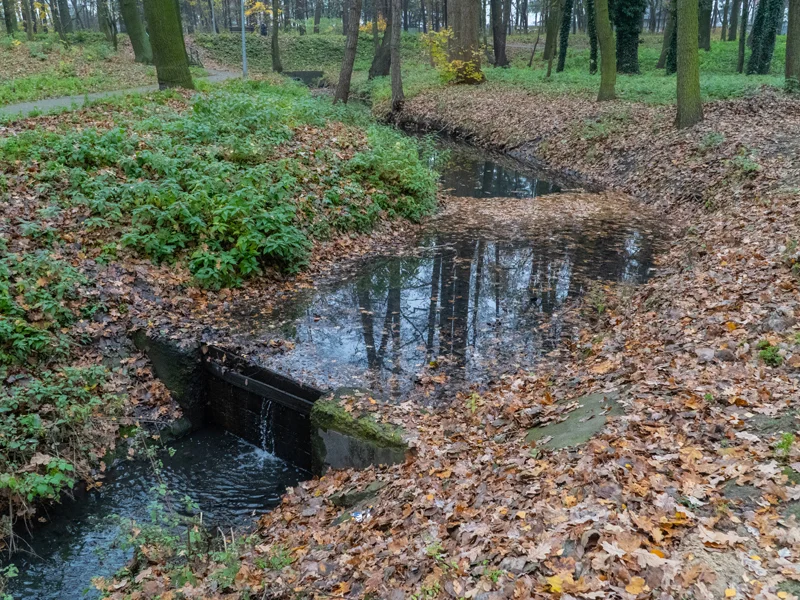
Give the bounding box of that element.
[239,197,658,400]
[434,140,564,199]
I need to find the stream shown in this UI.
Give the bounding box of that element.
[3,429,306,600]
[1,135,662,600]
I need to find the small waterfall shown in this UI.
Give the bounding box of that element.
[259,398,275,454]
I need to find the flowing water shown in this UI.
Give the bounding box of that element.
[2,429,305,600]
[0,137,662,599]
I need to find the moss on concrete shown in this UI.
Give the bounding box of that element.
[311,390,408,475]
[311,397,406,450]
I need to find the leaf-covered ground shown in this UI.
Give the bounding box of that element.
[91,87,800,599]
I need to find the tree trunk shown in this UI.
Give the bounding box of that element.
[720,0,729,37]
[542,0,560,60]
[595,0,615,99]
[788,0,800,89]
[390,0,403,111]
[556,0,573,70]
[342,0,349,32]
[657,0,676,66]
[613,0,647,73]
[334,0,361,102]
[70,0,84,28]
[665,1,678,71]
[47,0,67,39]
[272,0,283,71]
[587,0,598,71]
[449,0,484,81]
[284,0,292,29]
[369,2,391,77]
[2,0,17,34]
[747,0,782,73]
[22,0,33,39]
[676,0,703,127]
[728,0,739,37]
[737,0,748,69]
[99,0,114,42]
[120,0,153,62]
[314,0,322,31]
[142,0,194,89]
[698,0,712,49]
[58,0,72,31]
[491,0,509,65]
[209,0,217,32]
[420,0,427,31]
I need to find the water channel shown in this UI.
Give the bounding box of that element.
[1,136,662,599]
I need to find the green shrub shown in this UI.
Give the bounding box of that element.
[0,366,119,505]
[0,251,86,365]
[3,81,437,289]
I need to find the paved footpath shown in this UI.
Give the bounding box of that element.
[0,69,240,117]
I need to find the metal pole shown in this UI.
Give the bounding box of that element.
[241,0,248,78]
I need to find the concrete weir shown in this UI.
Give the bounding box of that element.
[132,331,408,475]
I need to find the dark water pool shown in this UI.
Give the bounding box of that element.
[434,139,565,198]
[2,428,305,600]
[223,143,661,399]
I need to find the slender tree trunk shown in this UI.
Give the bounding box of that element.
[120,0,153,62]
[737,0,748,69]
[390,0,403,110]
[272,0,283,71]
[788,0,800,89]
[142,0,194,89]
[342,0,349,32]
[421,0,427,30]
[58,0,72,31]
[70,0,85,28]
[657,0,676,66]
[587,0,597,71]
[334,0,361,102]
[209,0,217,32]
[2,0,17,33]
[47,0,67,39]
[284,0,292,29]
[313,0,322,30]
[22,0,33,39]
[369,0,391,77]
[491,0,509,65]
[728,0,739,37]
[676,0,703,127]
[720,0,729,37]
[698,0,712,49]
[595,0,615,99]
[542,0,560,60]
[98,0,114,41]
[556,0,574,70]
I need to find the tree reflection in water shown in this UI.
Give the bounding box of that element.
[249,209,658,401]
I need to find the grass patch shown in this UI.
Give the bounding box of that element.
[204,30,786,105]
[0,32,160,105]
